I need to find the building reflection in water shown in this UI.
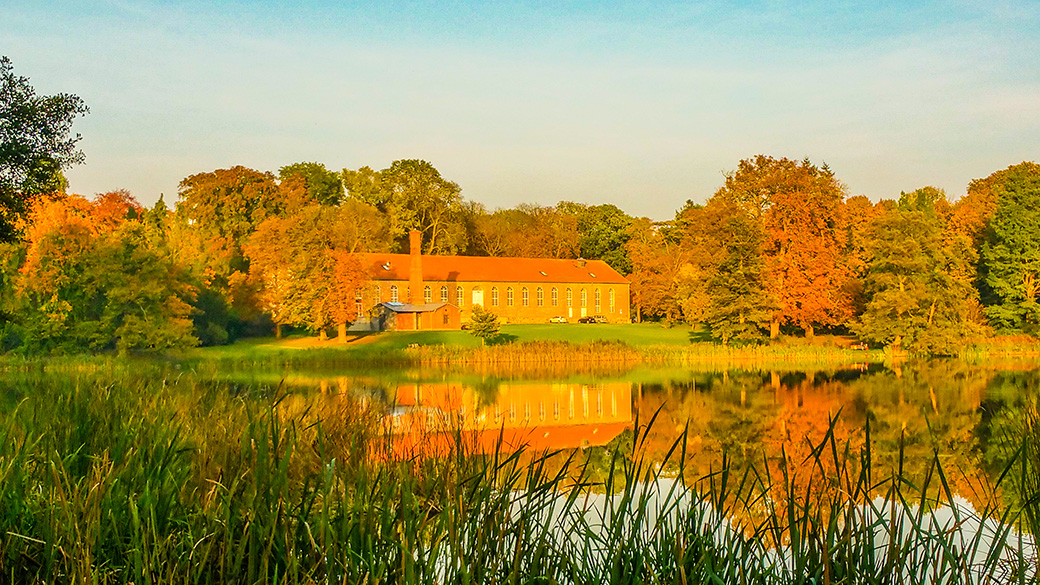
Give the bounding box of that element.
[388,381,633,454]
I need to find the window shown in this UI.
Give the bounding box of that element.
[566,288,573,308]
[536,287,544,307]
[609,289,615,312]
[390,285,399,303]
[355,301,363,319]
[440,286,449,303]
[595,289,601,313]
[491,287,499,306]
[443,312,449,325]
[581,289,587,308]
[354,287,363,301]
[472,286,483,306]
[424,285,432,304]
[374,285,381,301]
[507,287,514,306]
[551,287,558,306]
[456,286,464,307]
[522,287,529,307]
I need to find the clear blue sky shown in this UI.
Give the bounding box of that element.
[4,0,1038,219]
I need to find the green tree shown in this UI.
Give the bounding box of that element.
[558,202,633,274]
[979,162,1040,333]
[0,56,88,241]
[854,188,978,353]
[343,159,467,254]
[468,304,500,345]
[703,201,776,345]
[279,162,344,206]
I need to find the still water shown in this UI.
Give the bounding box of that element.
[266,358,1040,506]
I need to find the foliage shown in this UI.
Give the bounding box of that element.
[467,303,501,344]
[10,194,197,353]
[343,159,467,254]
[854,188,979,353]
[713,155,852,337]
[279,161,344,206]
[245,204,369,339]
[702,201,776,345]
[0,56,88,242]
[980,162,1040,333]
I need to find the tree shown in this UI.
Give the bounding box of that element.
[279,162,344,206]
[468,304,500,345]
[854,188,979,353]
[245,205,370,342]
[702,201,776,345]
[559,202,633,274]
[626,216,686,321]
[979,162,1040,332]
[0,56,88,241]
[713,155,852,338]
[343,159,468,254]
[177,166,284,245]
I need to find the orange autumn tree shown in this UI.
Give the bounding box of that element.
[714,156,853,338]
[246,204,370,342]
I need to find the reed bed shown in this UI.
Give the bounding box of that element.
[0,369,1038,584]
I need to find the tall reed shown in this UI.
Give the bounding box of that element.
[0,369,1036,583]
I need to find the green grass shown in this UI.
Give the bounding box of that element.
[1,367,1038,583]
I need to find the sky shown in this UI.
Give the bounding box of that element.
[3,0,1039,220]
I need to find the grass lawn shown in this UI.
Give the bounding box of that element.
[191,322,706,360]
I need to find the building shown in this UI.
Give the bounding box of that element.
[354,231,630,329]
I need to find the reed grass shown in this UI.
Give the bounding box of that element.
[0,369,1037,583]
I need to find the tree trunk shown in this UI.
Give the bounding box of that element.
[319,329,327,341]
[275,323,282,339]
[337,322,347,344]
[805,323,814,339]
[770,317,779,339]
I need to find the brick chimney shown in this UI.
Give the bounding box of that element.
[409,230,423,304]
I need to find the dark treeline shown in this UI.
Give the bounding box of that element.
[2,56,1039,354]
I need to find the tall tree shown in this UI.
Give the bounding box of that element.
[713,155,852,338]
[343,159,467,254]
[626,216,686,322]
[979,162,1040,333]
[702,200,776,345]
[854,188,978,353]
[245,205,369,342]
[0,56,88,241]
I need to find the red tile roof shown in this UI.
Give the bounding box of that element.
[357,253,628,284]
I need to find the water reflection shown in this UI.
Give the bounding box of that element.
[282,359,1039,507]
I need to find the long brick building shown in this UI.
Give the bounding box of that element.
[355,231,630,330]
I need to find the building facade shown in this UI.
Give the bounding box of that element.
[355,231,630,329]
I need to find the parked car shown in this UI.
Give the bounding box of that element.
[592,315,608,324]
[577,316,596,323]
[549,316,568,323]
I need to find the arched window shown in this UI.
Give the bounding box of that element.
[594,289,601,313]
[551,287,558,306]
[536,287,544,307]
[522,287,529,307]
[507,287,514,306]
[580,289,587,308]
[440,285,449,303]
[424,285,432,304]
[390,285,399,303]
[609,289,615,312]
[472,286,484,306]
[491,287,499,306]
[566,288,573,308]
[456,286,464,307]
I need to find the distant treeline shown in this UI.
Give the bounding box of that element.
[0,156,1036,355]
